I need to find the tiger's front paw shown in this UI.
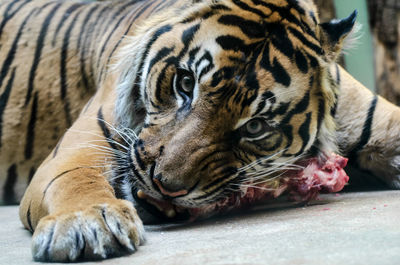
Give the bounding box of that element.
[32,200,145,262]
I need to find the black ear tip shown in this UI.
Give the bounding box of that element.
[320,10,358,43]
[337,9,358,36]
[348,10,358,24]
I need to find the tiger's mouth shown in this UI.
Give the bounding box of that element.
[134,153,349,221]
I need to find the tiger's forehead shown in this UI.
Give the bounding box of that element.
[142,0,324,119]
[182,0,319,31]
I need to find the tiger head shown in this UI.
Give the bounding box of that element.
[114,0,356,217]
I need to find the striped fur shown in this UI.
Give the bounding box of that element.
[0,0,396,261]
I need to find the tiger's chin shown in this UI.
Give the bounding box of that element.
[131,153,350,222]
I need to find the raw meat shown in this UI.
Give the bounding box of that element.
[137,153,349,220]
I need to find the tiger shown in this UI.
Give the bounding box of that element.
[0,0,399,262]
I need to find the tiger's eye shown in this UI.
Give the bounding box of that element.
[181,75,194,93]
[242,118,268,138]
[246,120,263,135]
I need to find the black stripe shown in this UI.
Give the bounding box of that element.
[349,96,378,159]
[254,91,274,116]
[27,202,34,232]
[77,4,99,51]
[127,147,147,185]
[28,167,35,184]
[331,91,339,117]
[198,149,232,172]
[51,3,83,46]
[96,1,138,72]
[260,43,291,87]
[262,101,290,118]
[281,124,293,154]
[42,167,86,200]
[193,177,233,201]
[166,24,199,68]
[60,10,82,99]
[101,0,153,80]
[202,167,237,191]
[0,0,19,19]
[60,9,83,127]
[251,0,311,33]
[335,63,341,84]
[153,23,200,104]
[96,0,156,83]
[52,134,64,158]
[287,27,323,55]
[232,0,269,19]
[216,35,246,52]
[24,92,38,159]
[181,23,201,45]
[0,7,36,90]
[77,4,100,91]
[270,25,295,59]
[295,112,312,156]
[255,0,317,40]
[218,15,265,39]
[153,0,176,13]
[0,68,15,148]
[209,66,235,88]
[102,0,164,75]
[181,3,231,24]
[263,132,284,152]
[133,23,172,101]
[102,11,138,80]
[281,89,310,124]
[0,0,31,38]
[97,107,118,151]
[84,4,110,82]
[25,3,63,106]
[147,47,174,76]
[63,101,73,128]
[187,46,200,68]
[3,164,18,204]
[154,60,174,104]
[306,52,319,68]
[133,142,146,171]
[316,97,325,133]
[196,50,214,80]
[280,88,311,153]
[295,50,308,73]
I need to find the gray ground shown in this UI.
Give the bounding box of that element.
[0,191,399,265]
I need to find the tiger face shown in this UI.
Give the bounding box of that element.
[115,0,356,214]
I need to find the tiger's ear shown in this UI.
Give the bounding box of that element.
[319,10,357,61]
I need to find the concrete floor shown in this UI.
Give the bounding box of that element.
[0,191,399,265]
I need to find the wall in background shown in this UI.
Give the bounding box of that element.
[367,0,400,105]
[334,0,376,92]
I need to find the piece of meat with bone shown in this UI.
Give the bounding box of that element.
[286,153,349,201]
[136,153,349,221]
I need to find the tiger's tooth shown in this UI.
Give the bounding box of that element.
[137,190,146,199]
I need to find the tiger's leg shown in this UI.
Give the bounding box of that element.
[334,65,400,188]
[19,89,145,262]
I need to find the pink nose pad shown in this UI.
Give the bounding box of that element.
[153,178,188,197]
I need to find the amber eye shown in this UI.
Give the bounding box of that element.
[176,68,195,96]
[242,119,268,138]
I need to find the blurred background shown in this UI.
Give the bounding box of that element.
[315,0,400,105]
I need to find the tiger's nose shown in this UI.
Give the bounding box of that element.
[153,175,188,198]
